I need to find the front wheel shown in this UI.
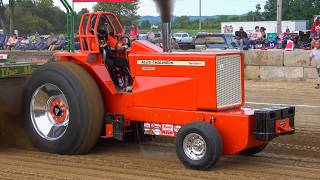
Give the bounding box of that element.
[24,62,104,155]
[175,121,223,170]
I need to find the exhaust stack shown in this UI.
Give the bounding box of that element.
[162,22,172,52]
[153,0,175,52]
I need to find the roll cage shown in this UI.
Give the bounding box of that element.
[78,12,125,53]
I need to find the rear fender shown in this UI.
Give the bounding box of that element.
[54,52,118,95]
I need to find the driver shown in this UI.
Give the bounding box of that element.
[95,15,123,49]
[96,16,109,46]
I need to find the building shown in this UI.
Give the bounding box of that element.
[221,20,308,34]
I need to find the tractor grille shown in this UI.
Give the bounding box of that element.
[216,55,242,108]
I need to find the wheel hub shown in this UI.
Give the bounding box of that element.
[30,83,70,141]
[183,133,207,161]
[49,98,67,124]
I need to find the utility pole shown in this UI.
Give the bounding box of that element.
[9,0,15,34]
[0,0,6,32]
[199,0,202,32]
[276,0,282,34]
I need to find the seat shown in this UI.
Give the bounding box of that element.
[102,47,133,92]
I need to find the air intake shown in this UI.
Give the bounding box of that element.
[216,55,242,108]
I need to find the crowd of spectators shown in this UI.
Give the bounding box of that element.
[1,23,140,52]
[235,16,320,51]
[2,17,320,52]
[235,26,277,50]
[0,31,66,51]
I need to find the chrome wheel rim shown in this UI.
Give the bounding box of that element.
[30,83,69,141]
[183,133,206,161]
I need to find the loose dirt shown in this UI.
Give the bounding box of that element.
[0,79,320,179]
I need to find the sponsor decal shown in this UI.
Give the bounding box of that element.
[137,60,206,67]
[0,54,8,60]
[144,123,151,130]
[152,123,161,129]
[275,118,291,134]
[142,67,156,71]
[144,123,183,137]
[162,130,175,137]
[153,129,162,135]
[162,124,174,131]
[279,119,287,127]
[174,125,182,133]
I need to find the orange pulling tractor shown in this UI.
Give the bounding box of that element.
[23,11,295,170]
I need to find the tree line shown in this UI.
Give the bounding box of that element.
[0,0,67,35]
[0,0,318,35]
[0,0,139,36]
[141,0,320,30]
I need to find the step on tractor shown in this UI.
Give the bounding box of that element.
[23,1,296,170]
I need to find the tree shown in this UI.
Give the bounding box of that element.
[140,20,151,29]
[14,15,52,35]
[0,0,68,35]
[264,0,318,24]
[75,8,90,27]
[254,4,264,20]
[93,1,140,26]
[173,16,190,29]
[0,0,6,31]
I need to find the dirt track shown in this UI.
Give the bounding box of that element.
[0,78,320,179]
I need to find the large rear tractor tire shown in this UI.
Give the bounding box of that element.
[175,121,223,170]
[23,61,104,155]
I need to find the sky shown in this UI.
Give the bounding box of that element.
[52,0,267,16]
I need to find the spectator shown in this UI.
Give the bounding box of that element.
[6,34,17,50]
[0,29,5,50]
[235,27,249,50]
[311,26,320,48]
[15,36,30,50]
[130,24,139,40]
[281,28,294,49]
[124,26,131,35]
[260,27,267,49]
[37,33,56,50]
[311,16,320,39]
[260,27,267,40]
[49,34,66,51]
[29,32,41,44]
[171,38,179,49]
[147,31,155,43]
[27,32,42,50]
[308,39,320,89]
[266,36,277,49]
[249,26,262,49]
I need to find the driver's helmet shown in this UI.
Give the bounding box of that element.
[98,16,109,36]
[90,16,109,35]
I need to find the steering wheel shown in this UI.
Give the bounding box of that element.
[115,36,131,52]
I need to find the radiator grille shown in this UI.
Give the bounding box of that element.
[216,55,242,108]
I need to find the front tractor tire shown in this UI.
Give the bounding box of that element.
[175,121,223,170]
[24,62,104,155]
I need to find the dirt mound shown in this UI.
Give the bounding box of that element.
[0,77,34,149]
